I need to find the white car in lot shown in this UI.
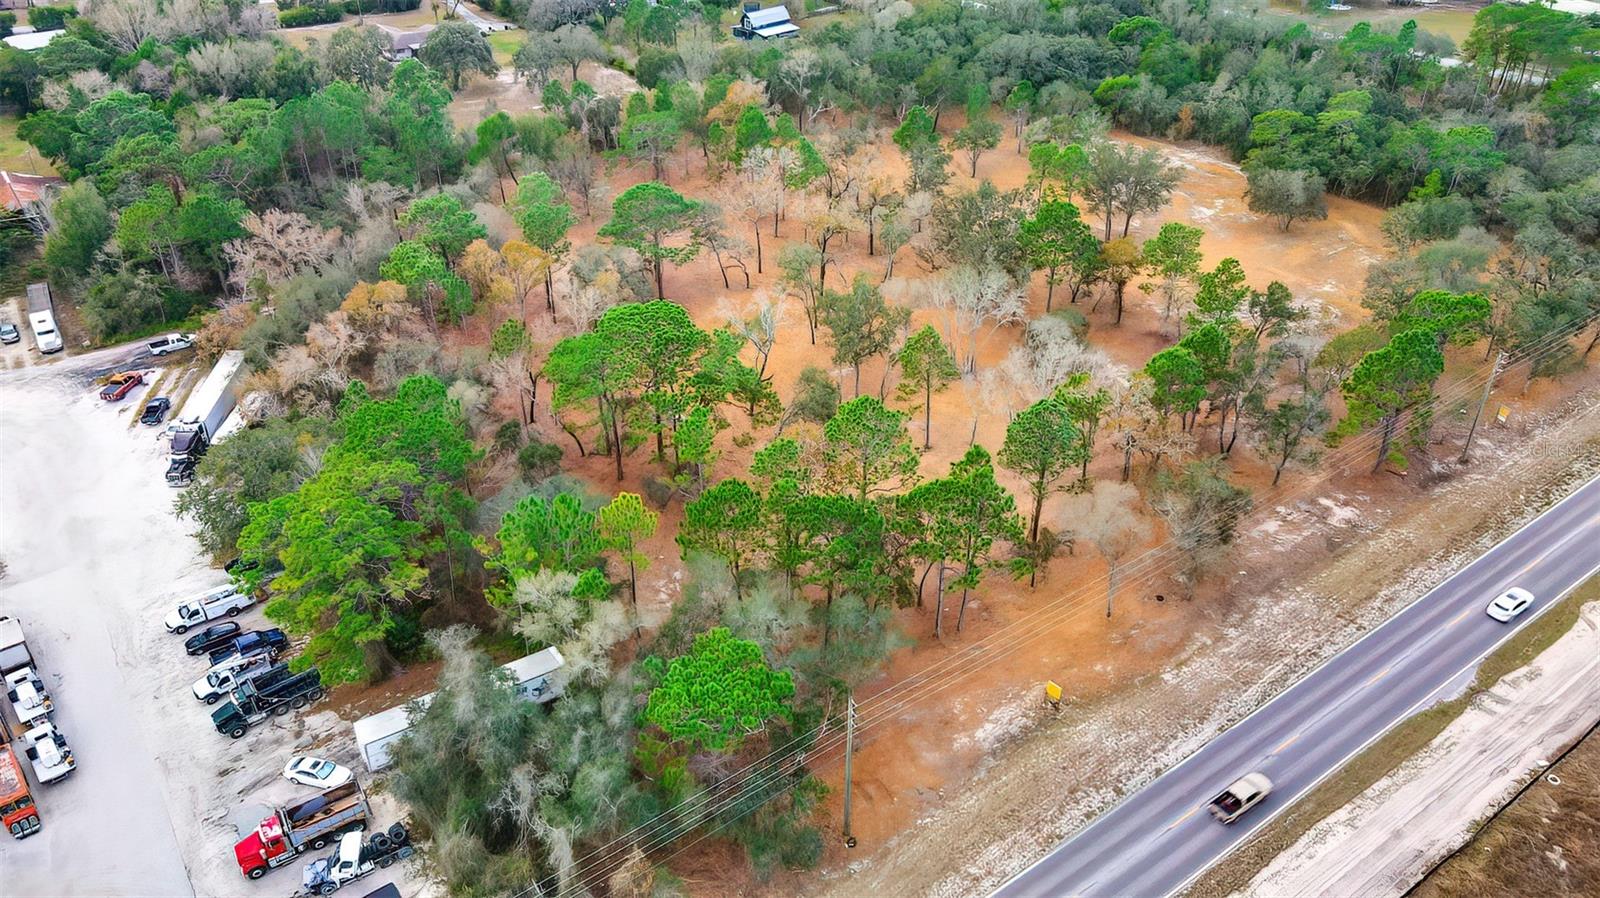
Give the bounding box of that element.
[283,756,354,790]
[1486,587,1535,622]
[164,584,254,634]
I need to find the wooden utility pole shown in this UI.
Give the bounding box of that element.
[842,694,857,849]
[1460,351,1506,464]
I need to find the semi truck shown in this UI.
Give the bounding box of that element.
[167,350,246,484]
[234,781,371,880]
[21,722,75,784]
[299,825,413,895]
[4,668,52,728]
[24,282,62,354]
[0,745,41,838]
[212,663,324,738]
[352,647,564,772]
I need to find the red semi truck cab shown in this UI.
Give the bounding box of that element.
[233,781,370,879]
[1,745,41,838]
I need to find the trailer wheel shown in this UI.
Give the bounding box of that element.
[246,867,266,880]
[228,725,248,739]
[307,687,326,703]
[388,823,407,844]
[372,834,392,852]
[291,695,308,710]
[378,855,394,869]
[311,835,329,850]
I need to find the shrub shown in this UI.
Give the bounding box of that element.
[0,13,16,38]
[642,476,674,508]
[28,5,76,31]
[278,3,344,27]
[494,420,524,455]
[634,48,681,89]
[517,437,563,482]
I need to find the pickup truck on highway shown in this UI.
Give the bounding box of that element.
[234,781,370,880]
[1207,772,1272,824]
[21,722,75,784]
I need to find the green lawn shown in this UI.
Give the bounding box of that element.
[0,115,57,177]
[488,29,522,67]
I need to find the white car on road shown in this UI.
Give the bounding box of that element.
[283,756,354,790]
[164,584,254,634]
[1485,587,1535,622]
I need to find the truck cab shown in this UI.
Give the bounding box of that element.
[234,781,369,879]
[165,584,254,634]
[22,722,75,784]
[4,667,53,727]
[301,825,413,895]
[1207,772,1272,824]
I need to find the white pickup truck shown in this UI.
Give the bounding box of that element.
[22,722,75,783]
[192,654,271,704]
[147,332,196,356]
[164,584,255,634]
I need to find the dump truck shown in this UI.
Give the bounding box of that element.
[234,781,370,880]
[0,744,41,838]
[212,663,324,738]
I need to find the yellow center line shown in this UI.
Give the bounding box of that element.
[1274,734,1298,754]
[1366,666,1392,686]
[1164,807,1198,832]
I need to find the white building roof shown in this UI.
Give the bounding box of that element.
[1,29,64,51]
[754,21,800,37]
[744,7,792,27]
[502,646,565,684]
[352,693,433,747]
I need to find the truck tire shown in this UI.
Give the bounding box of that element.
[398,846,414,860]
[271,702,291,717]
[246,867,266,880]
[311,835,329,850]
[205,693,220,705]
[372,833,392,852]
[228,724,248,738]
[378,855,394,869]
[319,884,337,896]
[226,607,240,617]
[388,823,407,844]
[291,695,308,710]
[174,624,189,634]
[307,687,325,702]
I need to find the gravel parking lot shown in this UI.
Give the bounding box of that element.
[0,345,422,897]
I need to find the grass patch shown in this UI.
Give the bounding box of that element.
[488,29,521,67]
[1186,574,1600,898]
[0,115,57,177]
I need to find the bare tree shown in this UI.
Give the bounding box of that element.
[720,154,783,273]
[1055,481,1150,617]
[892,265,1027,374]
[720,291,785,380]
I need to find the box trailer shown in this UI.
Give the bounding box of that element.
[171,350,246,456]
[0,616,33,676]
[24,283,62,354]
[353,647,563,772]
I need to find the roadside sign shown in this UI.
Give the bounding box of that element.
[1496,405,1510,425]
[1045,680,1063,706]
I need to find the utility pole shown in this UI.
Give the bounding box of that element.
[1460,351,1506,464]
[842,693,857,849]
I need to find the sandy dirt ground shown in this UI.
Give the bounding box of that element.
[0,348,427,897]
[1240,599,1600,898]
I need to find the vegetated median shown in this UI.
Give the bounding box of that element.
[1184,573,1600,898]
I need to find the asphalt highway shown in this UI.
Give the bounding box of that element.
[993,474,1600,898]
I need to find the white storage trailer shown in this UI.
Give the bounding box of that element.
[353,647,564,772]
[0,617,35,675]
[24,283,62,354]
[177,350,247,442]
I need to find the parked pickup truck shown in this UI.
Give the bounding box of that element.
[147,333,196,356]
[234,781,370,880]
[4,667,53,728]
[192,654,272,705]
[207,629,289,666]
[1207,772,1272,824]
[165,584,255,634]
[212,663,324,738]
[299,825,412,895]
[21,723,75,784]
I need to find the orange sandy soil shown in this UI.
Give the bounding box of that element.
[428,108,1596,894]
